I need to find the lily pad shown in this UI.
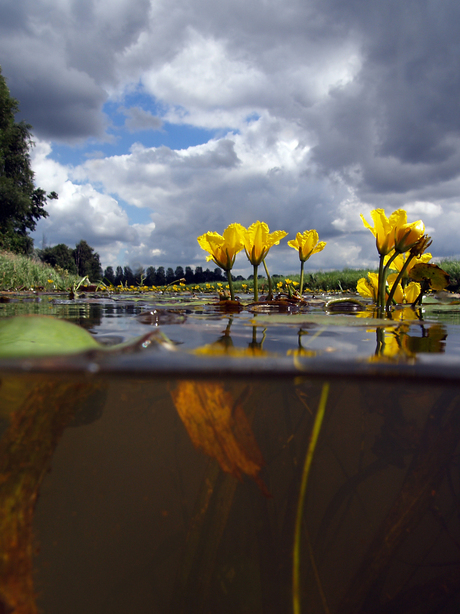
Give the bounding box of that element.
[409,263,450,291]
[0,315,101,358]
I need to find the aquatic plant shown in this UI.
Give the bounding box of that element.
[240,221,288,301]
[288,230,326,295]
[359,208,439,314]
[197,223,246,300]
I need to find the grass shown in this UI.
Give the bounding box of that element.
[1,250,459,294]
[0,251,80,291]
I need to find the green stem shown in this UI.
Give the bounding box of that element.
[226,269,235,301]
[377,251,399,316]
[293,382,330,614]
[299,260,305,295]
[263,259,273,300]
[377,254,385,316]
[253,265,259,302]
[385,254,415,309]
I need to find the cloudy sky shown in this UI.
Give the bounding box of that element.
[1,0,460,276]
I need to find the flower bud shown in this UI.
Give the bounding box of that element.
[394,220,425,253]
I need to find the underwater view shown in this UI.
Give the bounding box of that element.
[1,287,460,614]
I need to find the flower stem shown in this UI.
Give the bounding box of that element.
[226,269,235,301]
[253,265,259,301]
[385,254,415,309]
[263,259,273,300]
[299,260,305,295]
[377,254,385,316]
[379,251,398,313]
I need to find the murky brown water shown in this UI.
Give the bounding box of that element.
[1,293,460,613]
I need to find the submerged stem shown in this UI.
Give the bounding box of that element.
[293,381,330,614]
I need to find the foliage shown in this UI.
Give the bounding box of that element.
[73,240,102,281]
[0,250,79,290]
[0,66,57,254]
[37,243,77,275]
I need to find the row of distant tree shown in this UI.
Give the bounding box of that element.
[37,240,245,285]
[102,264,238,286]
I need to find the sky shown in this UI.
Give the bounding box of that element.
[1,0,460,277]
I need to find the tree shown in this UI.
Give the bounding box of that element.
[103,266,115,284]
[114,266,124,286]
[166,267,175,284]
[39,243,77,274]
[123,266,134,286]
[174,266,185,280]
[155,266,166,285]
[0,66,57,254]
[194,266,205,283]
[145,266,156,286]
[73,240,102,281]
[184,266,194,284]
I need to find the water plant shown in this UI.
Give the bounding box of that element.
[197,223,246,300]
[240,221,287,301]
[288,230,326,295]
[358,208,444,314]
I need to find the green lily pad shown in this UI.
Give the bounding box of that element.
[0,315,101,358]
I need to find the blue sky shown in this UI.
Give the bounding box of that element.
[1,0,460,276]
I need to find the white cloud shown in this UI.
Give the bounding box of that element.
[2,0,459,273]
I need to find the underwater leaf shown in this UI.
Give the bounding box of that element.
[0,315,100,358]
[0,376,104,613]
[171,381,268,493]
[409,263,450,291]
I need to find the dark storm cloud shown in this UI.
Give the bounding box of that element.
[308,0,460,197]
[0,0,150,140]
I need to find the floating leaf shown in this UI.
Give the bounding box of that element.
[171,381,268,494]
[0,315,100,358]
[409,263,450,291]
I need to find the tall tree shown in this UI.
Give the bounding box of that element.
[103,266,115,284]
[166,267,175,284]
[114,266,124,286]
[145,266,156,286]
[73,240,102,281]
[39,243,77,274]
[155,266,166,285]
[123,266,134,286]
[0,66,56,254]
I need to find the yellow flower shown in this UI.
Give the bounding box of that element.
[197,223,245,271]
[357,272,380,302]
[360,208,407,256]
[387,274,421,304]
[386,251,431,272]
[394,220,425,253]
[241,221,287,266]
[287,229,326,262]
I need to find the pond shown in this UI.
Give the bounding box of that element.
[1,290,460,614]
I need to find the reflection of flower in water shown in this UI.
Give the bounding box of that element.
[372,323,447,361]
[193,320,272,357]
[287,328,317,359]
